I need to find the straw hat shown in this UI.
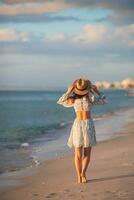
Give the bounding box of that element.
[73,77,92,96]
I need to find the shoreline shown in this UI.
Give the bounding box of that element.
[0,118,134,200]
[0,106,133,176]
[0,88,134,175]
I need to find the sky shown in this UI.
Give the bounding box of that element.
[0,0,134,90]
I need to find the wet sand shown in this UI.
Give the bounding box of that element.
[0,121,134,200]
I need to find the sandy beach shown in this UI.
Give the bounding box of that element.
[0,120,134,200]
[0,0,134,199]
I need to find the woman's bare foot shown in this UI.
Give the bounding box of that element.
[77,176,82,183]
[81,173,87,183]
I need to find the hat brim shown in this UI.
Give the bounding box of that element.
[72,78,92,96]
[73,84,90,96]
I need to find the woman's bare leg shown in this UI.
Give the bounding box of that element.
[74,146,82,183]
[81,146,92,183]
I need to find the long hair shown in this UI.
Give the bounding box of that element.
[72,92,88,99]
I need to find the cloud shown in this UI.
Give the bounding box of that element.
[67,0,134,25]
[0,0,133,26]
[0,13,81,23]
[45,24,107,45]
[0,23,134,47]
[0,29,30,41]
[0,29,18,41]
[3,0,134,10]
[46,34,65,41]
[65,0,134,10]
[71,23,134,48]
[114,24,134,47]
[2,0,51,4]
[96,10,134,25]
[19,31,31,42]
[71,24,107,44]
[0,2,69,15]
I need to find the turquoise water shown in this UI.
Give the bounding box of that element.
[0,89,134,173]
[0,89,133,143]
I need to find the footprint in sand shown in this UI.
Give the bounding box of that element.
[45,193,57,198]
[68,194,75,197]
[122,162,134,166]
[103,191,118,199]
[79,190,84,193]
[64,189,70,193]
[33,193,39,196]
[92,193,97,196]
[105,190,111,193]
[103,190,134,200]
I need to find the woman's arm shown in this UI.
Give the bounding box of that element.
[89,92,108,105]
[88,84,107,105]
[57,85,75,107]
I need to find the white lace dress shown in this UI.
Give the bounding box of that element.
[57,92,107,148]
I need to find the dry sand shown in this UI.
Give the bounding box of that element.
[0,122,134,200]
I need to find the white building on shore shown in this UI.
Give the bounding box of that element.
[95,78,134,89]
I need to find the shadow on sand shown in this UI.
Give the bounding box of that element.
[87,173,134,183]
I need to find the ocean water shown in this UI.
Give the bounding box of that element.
[0,89,134,174]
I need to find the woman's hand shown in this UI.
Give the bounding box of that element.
[66,85,74,94]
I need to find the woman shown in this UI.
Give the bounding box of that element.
[57,77,107,184]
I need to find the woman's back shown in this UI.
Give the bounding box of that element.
[73,96,91,113]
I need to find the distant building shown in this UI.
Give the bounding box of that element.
[95,78,134,89]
